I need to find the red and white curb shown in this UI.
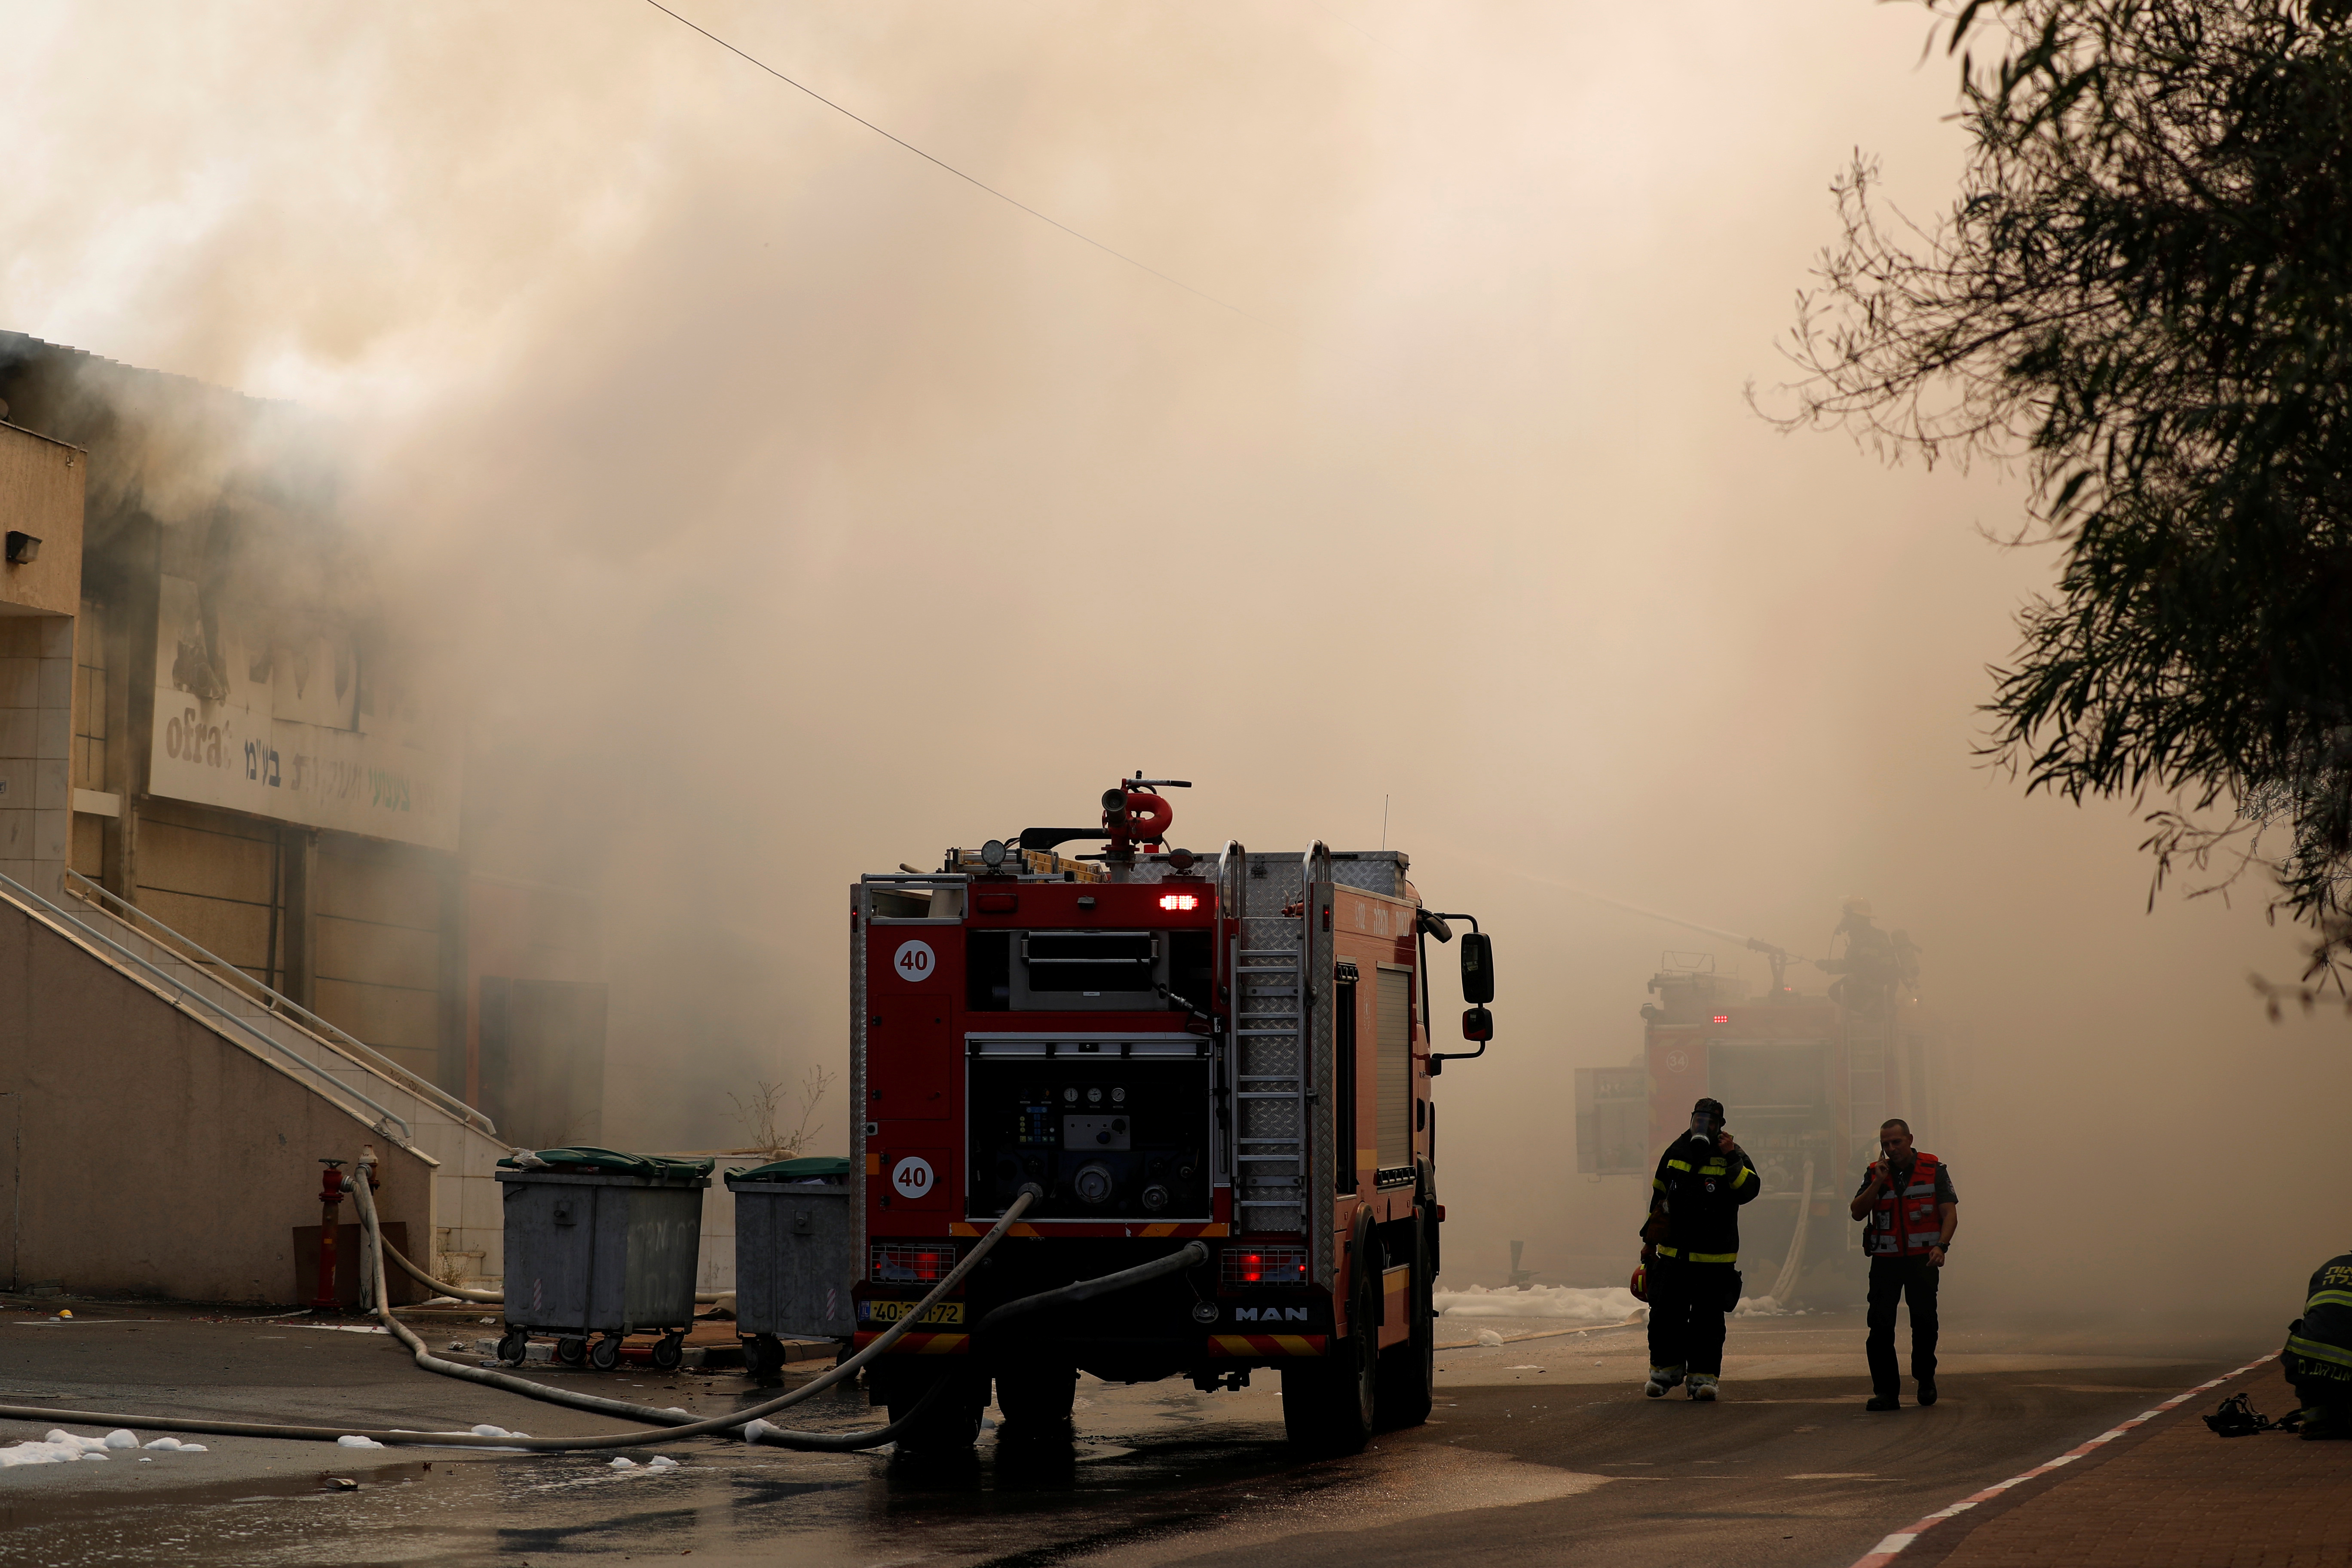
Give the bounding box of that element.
[1847,1351,2281,1568]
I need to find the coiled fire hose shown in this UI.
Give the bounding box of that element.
[0,1158,1208,1454]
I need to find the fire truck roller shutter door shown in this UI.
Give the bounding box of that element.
[1376,966,1412,1171]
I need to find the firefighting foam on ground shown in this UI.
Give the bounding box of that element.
[3,3,2351,1564]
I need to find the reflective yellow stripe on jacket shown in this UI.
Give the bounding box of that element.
[1655,1246,1739,1264]
[2288,1334,2352,1371]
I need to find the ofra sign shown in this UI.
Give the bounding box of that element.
[1231,1306,1310,1323]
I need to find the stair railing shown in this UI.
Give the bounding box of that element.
[0,869,413,1145]
[59,870,498,1140]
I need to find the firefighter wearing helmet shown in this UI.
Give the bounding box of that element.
[1639,1096,1761,1400]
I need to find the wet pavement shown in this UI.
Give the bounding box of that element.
[0,1298,2265,1567]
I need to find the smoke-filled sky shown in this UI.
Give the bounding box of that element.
[7,1,2346,1335]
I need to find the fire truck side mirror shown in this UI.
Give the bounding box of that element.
[1462,1005,1494,1041]
[1459,932,1494,1004]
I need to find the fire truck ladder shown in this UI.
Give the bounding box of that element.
[1225,841,1325,1235]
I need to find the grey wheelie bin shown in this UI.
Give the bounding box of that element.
[494,1147,713,1372]
[726,1155,853,1378]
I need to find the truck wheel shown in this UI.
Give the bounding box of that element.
[888,1369,986,1454]
[1376,1217,1435,1428]
[1282,1235,1378,1455]
[995,1363,1078,1432]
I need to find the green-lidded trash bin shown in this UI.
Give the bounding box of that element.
[726,1155,853,1378]
[495,1148,713,1372]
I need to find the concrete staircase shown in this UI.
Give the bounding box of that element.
[0,870,513,1290]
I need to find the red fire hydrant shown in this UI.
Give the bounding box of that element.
[313,1161,347,1310]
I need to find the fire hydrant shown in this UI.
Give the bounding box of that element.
[313,1161,347,1310]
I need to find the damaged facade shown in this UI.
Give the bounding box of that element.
[0,333,606,1298]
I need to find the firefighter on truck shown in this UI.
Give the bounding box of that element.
[849,776,1497,1454]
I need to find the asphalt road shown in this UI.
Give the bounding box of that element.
[0,1298,2254,1568]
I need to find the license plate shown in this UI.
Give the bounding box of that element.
[862,1300,965,1325]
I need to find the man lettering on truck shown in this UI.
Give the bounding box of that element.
[1852,1117,1958,1411]
[1641,1096,1761,1401]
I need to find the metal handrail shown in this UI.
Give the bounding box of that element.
[59,870,497,1139]
[0,870,413,1145]
[1216,839,1246,922]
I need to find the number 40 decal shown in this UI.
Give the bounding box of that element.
[893,940,935,982]
[891,1157,934,1199]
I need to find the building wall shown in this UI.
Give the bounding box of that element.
[0,421,83,901]
[466,875,605,1145]
[0,616,74,900]
[0,894,437,1302]
[130,795,286,986]
[314,835,451,1086]
[0,421,82,617]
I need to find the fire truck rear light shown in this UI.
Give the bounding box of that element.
[1220,1245,1308,1288]
[1158,893,1199,911]
[1711,1015,1729,1024]
[871,1243,956,1283]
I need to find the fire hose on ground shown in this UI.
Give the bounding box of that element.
[0,1159,1209,1455]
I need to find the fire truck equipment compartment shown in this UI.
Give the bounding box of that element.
[727,1156,856,1357]
[965,1042,1213,1219]
[494,1152,712,1369]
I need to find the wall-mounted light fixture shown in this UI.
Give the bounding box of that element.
[3,531,39,565]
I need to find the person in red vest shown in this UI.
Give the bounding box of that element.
[1850,1118,1957,1411]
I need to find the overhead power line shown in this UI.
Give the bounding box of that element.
[639,0,1256,322]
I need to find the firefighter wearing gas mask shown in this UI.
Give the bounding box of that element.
[1640,1096,1760,1401]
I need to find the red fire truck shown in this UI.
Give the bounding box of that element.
[850,777,1496,1453]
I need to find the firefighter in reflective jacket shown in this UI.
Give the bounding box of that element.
[1851,1118,1957,1411]
[2285,1252,2352,1439]
[1640,1096,1761,1401]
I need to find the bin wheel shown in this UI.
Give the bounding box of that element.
[743,1335,785,1379]
[651,1332,686,1372]
[555,1336,588,1367]
[495,1330,530,1366]
[589,1335,623,1372]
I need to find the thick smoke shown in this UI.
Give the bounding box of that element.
[2,1,2343,1335]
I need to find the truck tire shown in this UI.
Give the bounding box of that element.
[1376,1216,1434,1428]
[1282,1234,1378,1455]
[887,1368,987,1454]
[994,1362,1078,1432]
